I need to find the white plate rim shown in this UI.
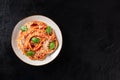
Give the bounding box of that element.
[11,15,63,66]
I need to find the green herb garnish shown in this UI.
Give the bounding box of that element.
[21,26,28,32]
[26,50,35,56]
[46,26,52,34]
[31,37,40,43]
[49,42,55,50]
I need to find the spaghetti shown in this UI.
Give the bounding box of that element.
[17,21,58,60]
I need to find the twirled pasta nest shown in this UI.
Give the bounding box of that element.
[17,21,58,60]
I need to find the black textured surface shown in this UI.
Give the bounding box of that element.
[1,0,120,80]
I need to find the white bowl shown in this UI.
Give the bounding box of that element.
[11,15,63,66]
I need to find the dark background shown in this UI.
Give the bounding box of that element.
[0,0,120,80]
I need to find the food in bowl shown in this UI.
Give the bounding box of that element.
[17,21,58,60]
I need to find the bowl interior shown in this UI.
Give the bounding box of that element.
[11,15,62,66]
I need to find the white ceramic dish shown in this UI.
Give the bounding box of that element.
[11,15,63,66]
